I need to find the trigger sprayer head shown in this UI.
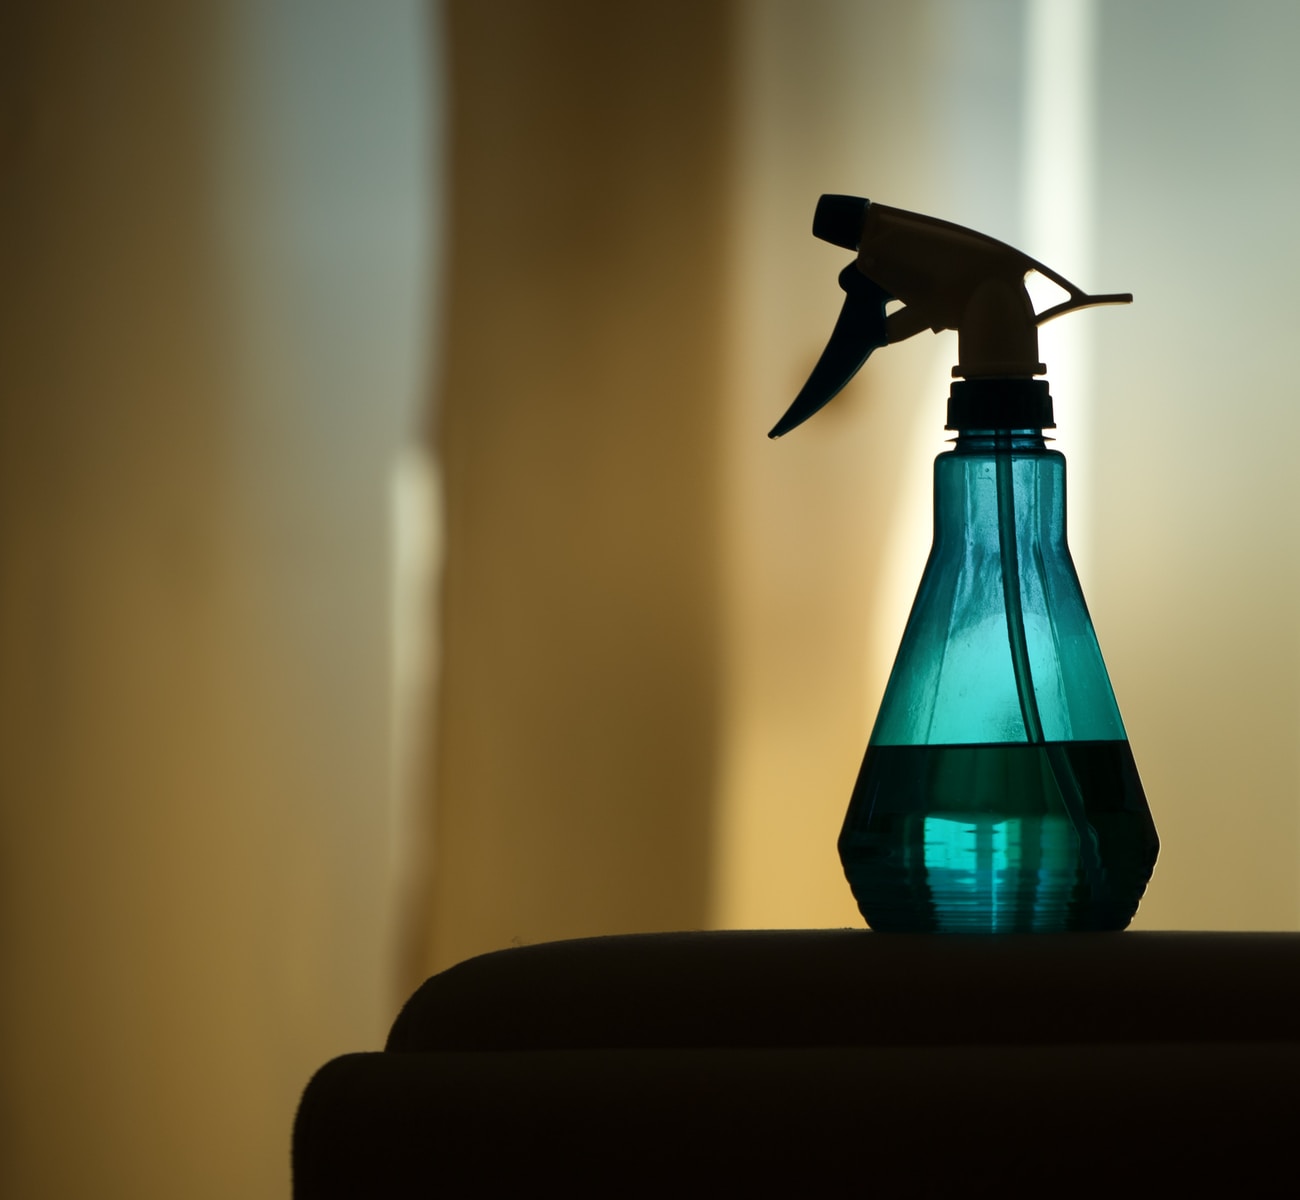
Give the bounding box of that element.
[769,195,1132,437]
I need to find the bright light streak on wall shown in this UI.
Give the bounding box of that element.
[389,445,442,949]
[1022,0,1099,575]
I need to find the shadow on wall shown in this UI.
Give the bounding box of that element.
[417,1,737,972]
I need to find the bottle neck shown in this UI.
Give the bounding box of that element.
[934,429,1066,553]
[953,429,1049,454]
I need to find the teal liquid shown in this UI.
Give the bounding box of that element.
[839,741,1158,932]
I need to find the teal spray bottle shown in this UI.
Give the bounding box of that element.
[771,196,1158,932]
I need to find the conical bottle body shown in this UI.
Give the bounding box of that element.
[839,432,1158,931]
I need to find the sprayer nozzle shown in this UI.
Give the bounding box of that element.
[813,194,869,250]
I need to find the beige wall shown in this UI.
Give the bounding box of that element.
[0,3,435,1196]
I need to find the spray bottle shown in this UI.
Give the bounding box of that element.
[771,195,1158,932]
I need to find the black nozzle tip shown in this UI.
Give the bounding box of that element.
[813,194,869,250]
